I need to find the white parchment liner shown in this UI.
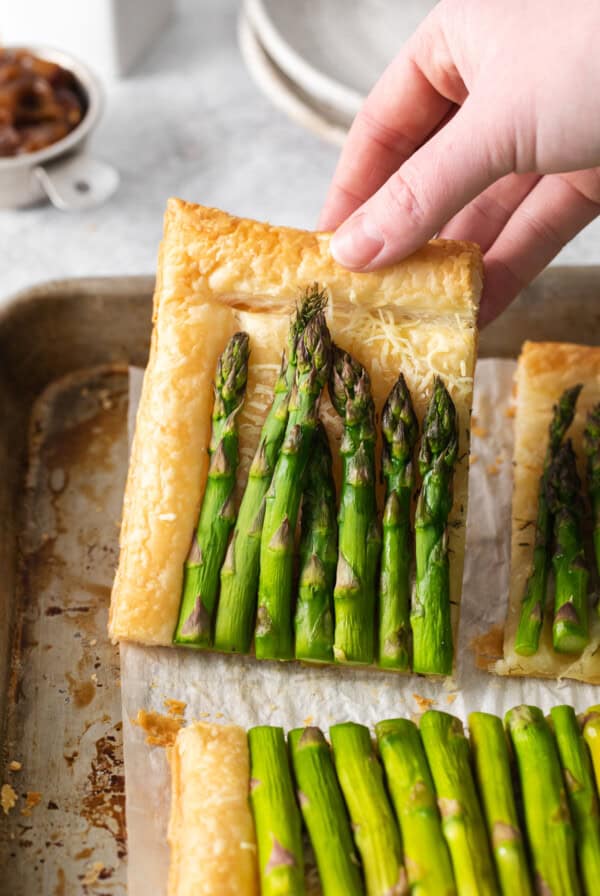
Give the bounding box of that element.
[121,360,599,896]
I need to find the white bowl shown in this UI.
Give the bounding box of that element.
[238,13,348,147]
[245,0,438,122]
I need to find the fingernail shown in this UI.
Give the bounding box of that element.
[330,215,384,269]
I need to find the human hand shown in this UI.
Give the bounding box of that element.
[319,0,600,324]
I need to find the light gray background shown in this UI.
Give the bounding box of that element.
[1,0,599,304]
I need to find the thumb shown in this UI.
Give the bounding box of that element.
[329,98,508,270]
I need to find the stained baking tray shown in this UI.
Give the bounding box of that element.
[0,268,598,894]
[0,277,152,895]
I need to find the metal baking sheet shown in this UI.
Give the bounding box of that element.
[0,278,152,895]
[0,268,599,894]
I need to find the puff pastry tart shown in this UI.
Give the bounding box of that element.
[109,200,482,665]
[168,722,258,896]
[497,341,600,683]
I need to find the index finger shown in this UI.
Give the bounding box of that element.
[318,22,464,230]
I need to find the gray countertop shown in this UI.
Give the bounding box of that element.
[1,0,598,306]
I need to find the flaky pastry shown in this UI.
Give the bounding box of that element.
[168,722,258,895]
[109,200,482,662]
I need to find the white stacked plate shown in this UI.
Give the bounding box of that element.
[240,0,438,145]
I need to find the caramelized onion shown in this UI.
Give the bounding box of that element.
[0,49,85,157]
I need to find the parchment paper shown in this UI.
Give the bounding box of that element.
[121,360,599,896]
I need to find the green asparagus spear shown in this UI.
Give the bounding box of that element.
[294,423,337,663]
[256,311,332,660]
[411,378,458,675]
[214,286,327,654]
[376,718,456,896]
[583,402,600,579]
[173,332,249,646]
[550,705,600,895]
[546,440,590,653]
[506,705,580,896]
[419,711,498,896]
[289,727,363,896]
[330,722,407,895]
[581,706,600,797]
[249,726,305,896]
[329,348,380,665]
[514,385,582,656]
[378,375,419,671]
[468,712,532,896]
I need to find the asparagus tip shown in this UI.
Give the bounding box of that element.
[382,372,419,472]
[419,376,457,472]
[216,331,250,406]
[298,726,327,747]
[328,344,374,426]
[547,384,582,455]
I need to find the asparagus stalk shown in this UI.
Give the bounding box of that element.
[583,402,600,579]
[376,718,456,896]
[256,311,332,660]
[419,711,498,896]
[505,705,580,896]
[550,705,600,895]
[289,727,363,896]
[546,440,590,653]
[329,348,380,665]
[468,712,532,896]
[173,332,249,646]
[294,423,337,663]
[214,286,326,654]
[248,726,305,896]
[411,378,458,675]
[378,375,419,670]
[581,706,600,797]
[330,722,407,896]
[514,385,582,655]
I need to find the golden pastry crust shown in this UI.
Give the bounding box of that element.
[168,722,258,896]
[109,200,482,658]
[497,341,600,683]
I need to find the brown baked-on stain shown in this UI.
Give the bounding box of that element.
[20,791,42,817]
[65,673,96,709]
[63,749,79,768]
[78,581,111,603]
[19,534,66,610]
[80,860,107,886]
[45,378,128,486]
[53,868,66,896]
[45,605,63,616]
[81,724,126,856]
[133,709,183,747]
[470,624,504,669]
